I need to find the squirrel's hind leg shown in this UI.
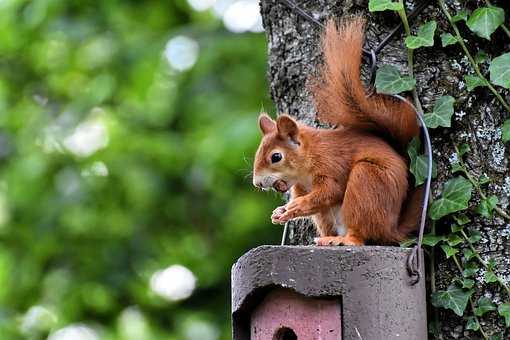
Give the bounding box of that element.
[313,206,365,246]
[341,159,406,244]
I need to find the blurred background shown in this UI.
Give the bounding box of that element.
[0,0,281,339]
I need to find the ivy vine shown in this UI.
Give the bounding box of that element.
[368,0,510,338]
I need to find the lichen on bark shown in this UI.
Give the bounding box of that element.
[260,0,510,338]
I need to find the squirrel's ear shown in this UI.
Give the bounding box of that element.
[258,113,276,134]
[277,115,300,145]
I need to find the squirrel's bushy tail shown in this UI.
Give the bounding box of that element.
[311,17,419,147]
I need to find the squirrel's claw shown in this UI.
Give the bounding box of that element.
[314,236,343,246]
[271,206,287,225]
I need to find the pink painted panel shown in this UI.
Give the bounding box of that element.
[251,288,342,340]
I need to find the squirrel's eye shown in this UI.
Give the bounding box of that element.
[271,152,282,164]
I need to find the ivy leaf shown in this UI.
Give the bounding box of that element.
[487,258,496,271]
[440,244,458,258]
[466,6,505,40]
[502,119,510,143]
[451,224,463,233]
[463,248,476,261]
[368,0,403,12]
[405,21,437,49]
[490,335,503,340]
[478,173,490,185]
[489,53,510,89]
[451,162,463,174]
[452,9,469,23]
[440,33,458,47]
[407,137,437,185]
[431,285,473,316]
[464,75,487,91]
[475,50,488,64]
[457,143,470,157]
[484,270,498,283]
[375,65,416,94]
[412,155,436,185]
[453,213,471,226]
[429,176,473,220]
[463,261,479,277]
[468,230,482,243]
[447,234,463,246]
[462,278,475,289]
[498,302,510,327]
[423,234,444,246]
[423,95,455,128]
[475,296,496,316]
[476,195,499,218]
[466,316,480,331]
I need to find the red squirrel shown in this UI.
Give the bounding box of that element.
[252,17,422,246]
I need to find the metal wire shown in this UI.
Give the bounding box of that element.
[392,95,433,285]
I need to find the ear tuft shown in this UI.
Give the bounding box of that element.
[258,113,276,134]
[276,115,299,144]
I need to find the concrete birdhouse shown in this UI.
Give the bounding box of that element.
[231,246,427,340]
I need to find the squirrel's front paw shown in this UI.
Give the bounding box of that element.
[271,206,287,225]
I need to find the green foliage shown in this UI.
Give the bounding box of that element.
[462,279,475,289]
[466,6,505,40]
[464,75,487,91]
[463,262,480,278]
[475,297,496,316]
[468,230,482,244]
[441,33,458,47]
[466,316,480,331]
[431,285,473,316]
[405,21,437,49]
[462,248,475,261]
[476,195,499,218]
[440,244,458,258]
[447,234,463,246]
[407,137,437,185]
[375,65,416,94]
[484,271,499,284]
[489,53,510,89]
[368,0,403,12]
[423,234,444,246]
[423,95,455,128]
[0,2,276,339]
[454,213,471,226]
[475,51,489,64]
[502,119,510,143]
[429,176,473,220]
[498,303,510,327]
[452,10,469,23]
[479,173,491,185]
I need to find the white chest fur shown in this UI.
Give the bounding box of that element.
[332,205,346,236]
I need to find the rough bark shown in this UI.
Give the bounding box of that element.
[260,0,510,338]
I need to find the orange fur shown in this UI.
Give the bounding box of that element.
[253,17,420,246]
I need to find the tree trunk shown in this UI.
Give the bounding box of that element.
[260,0,509,338]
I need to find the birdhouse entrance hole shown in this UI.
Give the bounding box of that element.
[274,327,297,340]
